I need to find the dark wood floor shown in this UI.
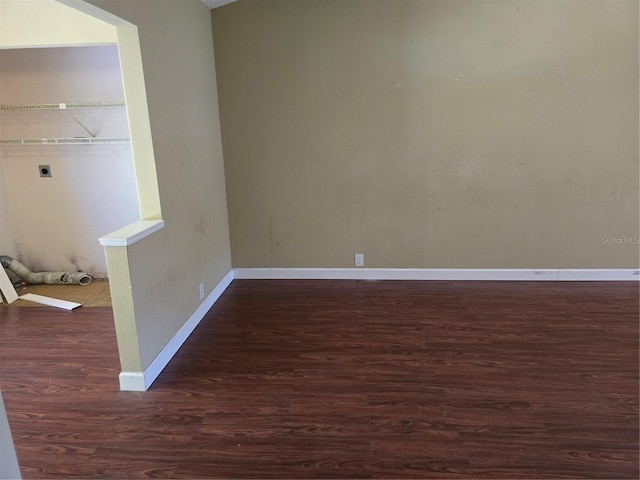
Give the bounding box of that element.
[0,280,638,479]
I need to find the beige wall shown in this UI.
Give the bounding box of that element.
[213,0,639,269]
[89,0,232,370]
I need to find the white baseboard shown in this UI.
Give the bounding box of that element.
[233,268,640,281]
[119,371,146,391]
[119,269,234,392]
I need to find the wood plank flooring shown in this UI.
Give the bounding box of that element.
[0,280,638,478]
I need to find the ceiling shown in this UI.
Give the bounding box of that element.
[200,0,240,8]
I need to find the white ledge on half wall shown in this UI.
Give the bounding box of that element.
[233,268,640,281]
[99,219,165,247]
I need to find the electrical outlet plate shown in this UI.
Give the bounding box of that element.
[355,253,364,267]
[199,283,205,300]
[39,165,51,177]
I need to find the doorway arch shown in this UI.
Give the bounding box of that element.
[1,0,163,389]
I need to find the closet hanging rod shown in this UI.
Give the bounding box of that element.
[0,102,126,111]
[0,137,130,145]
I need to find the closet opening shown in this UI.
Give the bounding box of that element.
[0,45,139,307]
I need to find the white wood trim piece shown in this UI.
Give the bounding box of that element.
[99,220,165,247]
[20,293,82,310]
[0,267,19,303]
[233,268,640,281]
[120,269,234,392]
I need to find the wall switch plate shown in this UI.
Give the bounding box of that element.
[199,282,205,300]
[355,253,364,267]
[39,165,52,177]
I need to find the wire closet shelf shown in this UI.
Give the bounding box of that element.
[0,102,130,145]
